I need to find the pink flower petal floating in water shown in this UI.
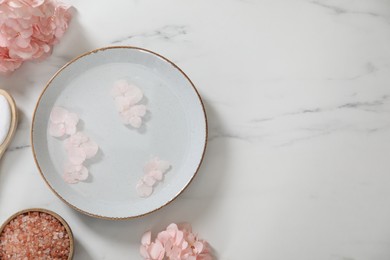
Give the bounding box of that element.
[49,107,79,137]
[136,180,153,198]
[63,132,98,184]
[111,80,143,105]
[111,80,147,128]
[49,108,98,185]
[148,170,163,181]
[142,174,157,186]
[114,96,131,112]
[110,79,131,97]
[120,104,147,128]
[136,157,171,198]
[144,157,171,173]
[64,132,99,165]
[140,223,213,260]
[67,147,86,165]
[63,164,88,184]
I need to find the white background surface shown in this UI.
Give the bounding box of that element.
[1,0,390,259]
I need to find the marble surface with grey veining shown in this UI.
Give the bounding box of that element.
[1,0,390,259]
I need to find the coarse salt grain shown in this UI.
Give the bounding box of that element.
[0,212,71,259]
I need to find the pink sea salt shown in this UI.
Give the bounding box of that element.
[0,212,71,259]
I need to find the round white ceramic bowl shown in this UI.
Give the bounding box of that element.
[31,46,207,219]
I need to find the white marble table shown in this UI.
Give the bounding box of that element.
[1,0,390,259]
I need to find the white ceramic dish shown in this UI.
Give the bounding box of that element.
[31,46,207,219]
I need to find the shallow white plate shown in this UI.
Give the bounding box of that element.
[31,46,207,219]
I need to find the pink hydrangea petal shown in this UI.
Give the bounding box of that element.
[119,110,133,124]
[65,124,77,135]
[64,112,79,127]
[63,172,78,184]
[115,96,131,112]
[63,164,88,184]
[123,84,143,102]
[8,1,24,8]
[119,105,146,128]
[82,139,99,159]
[167,223,178,230]
[64,163,76,172]
[124,84,143,105]
[144,160,159,173]
[53,4,72,38]
[129,116,142,128]
[48,122,65,137]
[193,241,204,254]
[68,147,86,165]
[50,107,68,123]
[130,104,146,116]
[143,174,156,186]
[157,160,170,172]
[145,157,170,173]
[63,164,78,184]
[149,240,164,260]
[149,170,163,181]
[139,245,149,258]
[164,239,174,256]
[166,223,179,237]
[74,132,89,143]
[158,252,164,260]
[136,181,153,197]
[186,233,196,244]
[111,80,130,97]
[77,165,89,180]
[15,35,30,48]
[141,231,151,246]
[169,245,182,259]
[66,132,89,147]
[175,230,184,246]
[65,134,80,147]
[157,230,171,243]
[0,55,23,74]
[19,27,33,38]
[71,164,82,172]
[182,240,188,250]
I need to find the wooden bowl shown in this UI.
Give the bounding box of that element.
[0,208,74,259]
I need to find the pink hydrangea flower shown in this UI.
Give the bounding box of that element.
[0,0,72,74]
[64,132,99,165]
[49,107,79,137]
[63,163,88,184]
[111,80,147,128]
[140,223,213,260]
[0,47,23,73]
[136,157,171,198]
